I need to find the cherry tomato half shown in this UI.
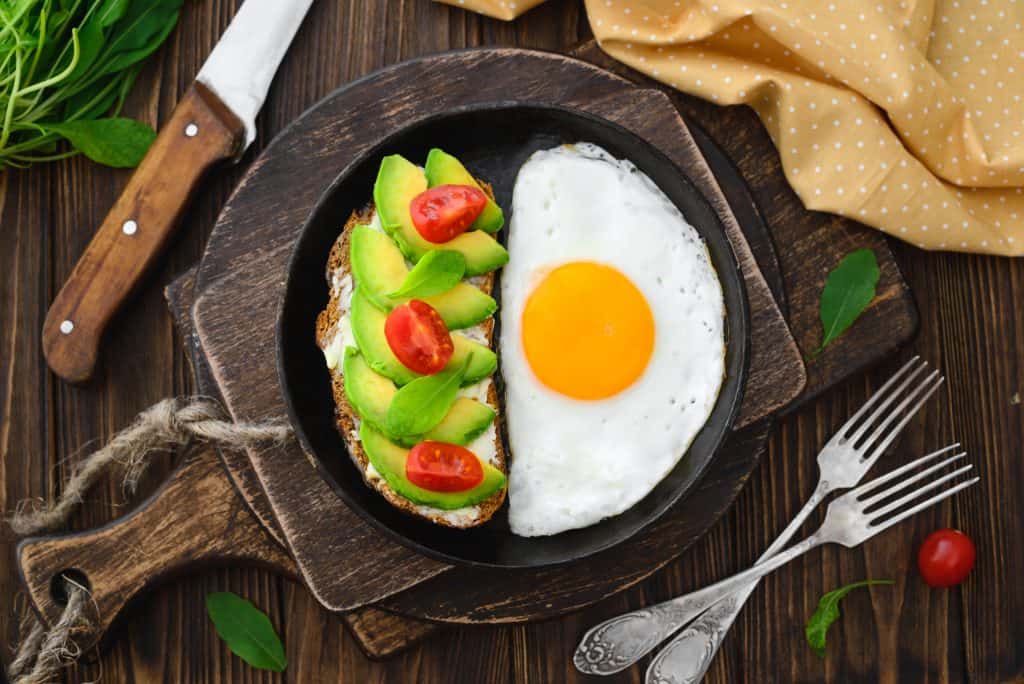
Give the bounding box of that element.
[917,528,976,587]
[410,184,487,243]
[406,441,484,492]
[384,300,454,375]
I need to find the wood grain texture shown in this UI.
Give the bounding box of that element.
[1,2,1018,683]
[42,84,244,384]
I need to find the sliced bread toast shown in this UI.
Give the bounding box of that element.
[315,203,507,528]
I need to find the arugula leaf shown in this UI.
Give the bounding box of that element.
[805,579,894,657]
[816,248,880,353]
[45,117,155,167]
[206,592,287,673]
[389,250,467,300]
[386,354,472,437]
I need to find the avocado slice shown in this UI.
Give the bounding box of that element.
[350,289,497,386]
[373,155,509,276]
[424,148,504,234]
[343,348,495,447]
[350,225,496,330]
[360,423,506,510]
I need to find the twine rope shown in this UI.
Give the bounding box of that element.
[6,397,291,683]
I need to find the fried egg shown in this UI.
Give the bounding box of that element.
[500,143,726,537]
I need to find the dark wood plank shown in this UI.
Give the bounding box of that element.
[1,1,1020,683]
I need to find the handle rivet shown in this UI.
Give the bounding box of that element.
[59,320,74,334]
[185,123,199,137]
[122,219,138,236]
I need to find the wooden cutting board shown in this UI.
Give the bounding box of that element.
[15,46,917,660]
[188,48,801,611]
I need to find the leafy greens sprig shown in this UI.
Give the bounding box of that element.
[0,0,184,170]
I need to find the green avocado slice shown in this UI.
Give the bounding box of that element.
[360,422,506,510]
[372,154,508,276]
[343,348,494,448]
[350,288,497,386]
[424,148,504,233]
[349,224,496,330]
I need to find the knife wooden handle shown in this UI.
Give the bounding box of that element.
[42,83,245,383]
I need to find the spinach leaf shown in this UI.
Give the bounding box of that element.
[816,249,880,353]
[805,579,893,657]
[96,0,183,76]
[389,249,467,300]
[66,16,106,82]
[386,355,471,437]
[96,0,130,27]
[45,117,155,167]
[206,592,287,673]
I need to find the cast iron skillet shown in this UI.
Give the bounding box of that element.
[277,103,749,568]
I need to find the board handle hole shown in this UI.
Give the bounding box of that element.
[50,568,91,606]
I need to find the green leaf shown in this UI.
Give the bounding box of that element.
[206,592,287,673]
[95,0,182,76]
[388,249,466,299]
[63,76,120,120]
[805,579,894,657]
[65,16,105,82]
[96,0,130,26]
[386,354,471,437]
[44,117,155,167]
[816,249,880,353]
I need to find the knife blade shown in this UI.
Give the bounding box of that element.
[42,0,316,383]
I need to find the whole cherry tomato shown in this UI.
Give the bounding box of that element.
[406,441,484,492]
[410,184,487,243]
[384,300,454,375]
[917,528,976,587]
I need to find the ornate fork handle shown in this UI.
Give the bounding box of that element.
[574,535,822,675]
[645,589,750,684]
[575,481,831,676]
[644,481,832,682]
[573,594,723,675]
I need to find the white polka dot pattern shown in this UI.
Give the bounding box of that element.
[438,0,1024,255]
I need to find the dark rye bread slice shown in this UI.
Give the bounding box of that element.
[314,202,507,529]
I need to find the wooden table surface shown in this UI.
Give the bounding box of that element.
[2,1,1022,682]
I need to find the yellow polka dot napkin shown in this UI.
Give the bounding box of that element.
[440,0,1024,256]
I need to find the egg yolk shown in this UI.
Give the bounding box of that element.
[521,261,655,400]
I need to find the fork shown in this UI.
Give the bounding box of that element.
[574,356,944,677]
[584,446,977,683]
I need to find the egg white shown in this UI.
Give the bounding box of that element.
[500,143,727,538]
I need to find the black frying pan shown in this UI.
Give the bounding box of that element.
[277,104,749,567]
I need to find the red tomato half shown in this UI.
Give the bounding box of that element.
[406,441,484,492]
[384,300,454,375]
[917,528,976,587]
[410,184,487,243]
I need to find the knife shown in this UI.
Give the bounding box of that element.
[42,0,316,383]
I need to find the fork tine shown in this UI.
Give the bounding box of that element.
[850,444,961,498]
[865,464,973,518]
[845,361,930,444]
[857,372,945,460]
[860,452,967,506]
[837,356,924,439]
[868,477,979,534]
